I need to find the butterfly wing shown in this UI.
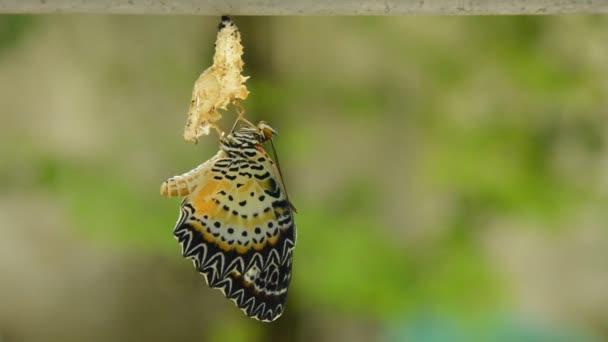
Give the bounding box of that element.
[170,152,296,321]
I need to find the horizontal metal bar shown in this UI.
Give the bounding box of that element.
[1,0,607,15]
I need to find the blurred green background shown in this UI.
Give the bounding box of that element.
[1,15,607,342]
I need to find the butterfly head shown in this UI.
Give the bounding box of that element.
[232,121,277,143]
[257,121,277,142]
[222,121,278,158]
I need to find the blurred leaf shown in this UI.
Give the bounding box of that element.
[0,15,35,54]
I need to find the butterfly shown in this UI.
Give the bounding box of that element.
[161,120,296,322]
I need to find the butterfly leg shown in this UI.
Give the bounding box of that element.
[233,101,255,128]
[210,122,223,137]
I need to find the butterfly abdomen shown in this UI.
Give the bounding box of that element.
[161,151,225,197]
[161,175,199,197]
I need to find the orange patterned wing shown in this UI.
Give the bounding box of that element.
[165,150,296,321]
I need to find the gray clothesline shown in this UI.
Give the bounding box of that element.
[1,0,607,15]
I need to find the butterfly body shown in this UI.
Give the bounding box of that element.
[162,122,295,322]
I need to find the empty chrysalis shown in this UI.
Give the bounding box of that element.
[183,16,250,143]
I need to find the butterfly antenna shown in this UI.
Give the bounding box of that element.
[269,137,298,213]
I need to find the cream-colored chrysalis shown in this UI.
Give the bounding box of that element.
[183,16,250,143]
